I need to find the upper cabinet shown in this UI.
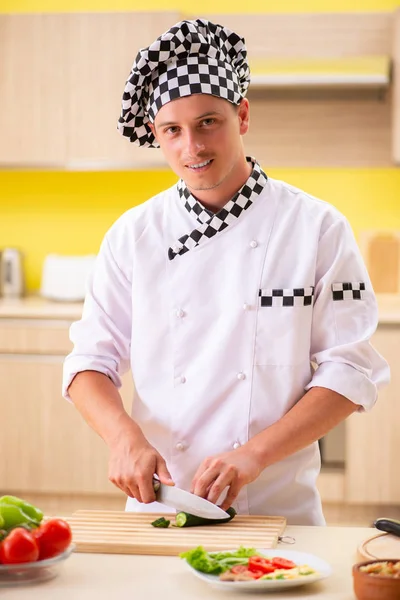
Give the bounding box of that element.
[0,10,399,168]
[0,14,68,165]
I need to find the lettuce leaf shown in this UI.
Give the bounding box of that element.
[180,546,261,574]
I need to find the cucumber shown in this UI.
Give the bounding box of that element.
[175,506,236,527]
[151,517,170,528]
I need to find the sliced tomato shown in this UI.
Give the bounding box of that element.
[248,556,276,574]
[230,564,249,574]
[244,569,264,579]
[271,557,296,570]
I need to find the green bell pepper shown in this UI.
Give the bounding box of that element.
[0,503,39,530]
[0,495,43,524]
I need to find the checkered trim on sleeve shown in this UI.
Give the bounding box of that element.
[332,282,366,301]
[168,158,267,260]
[117,18,250,148]
[259,287,315,307]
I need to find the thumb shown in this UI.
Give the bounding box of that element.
[156,460,174,486]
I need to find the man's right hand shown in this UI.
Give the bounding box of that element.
[108,425,174,503]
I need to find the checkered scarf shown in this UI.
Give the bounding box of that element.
[168,157,267,260]
[117,18,250,148]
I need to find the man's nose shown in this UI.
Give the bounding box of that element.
[185,131,206,157]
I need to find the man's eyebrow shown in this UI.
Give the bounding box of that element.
[156,111,222,128]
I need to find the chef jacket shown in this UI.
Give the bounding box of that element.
[62,160,390,525]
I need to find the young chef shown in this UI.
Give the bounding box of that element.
[63,18,390,525]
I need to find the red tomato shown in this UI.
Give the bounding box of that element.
[245,569,265,579]
[34,518,72,560]
[0,528,39,564]
[248,556,276,574]
[271,557,296,570]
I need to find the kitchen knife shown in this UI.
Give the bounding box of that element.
[373,517,400,538]
[153,479,229,519]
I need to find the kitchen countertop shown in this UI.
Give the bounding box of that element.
[1,525,376,599]
[1,293,400,323]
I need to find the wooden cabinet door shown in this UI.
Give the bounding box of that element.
[0,15,67,166]
[66,12,178,169]
[345,324,400,503]
[0,355,133,496]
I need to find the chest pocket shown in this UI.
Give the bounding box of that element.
[254,286,314,366]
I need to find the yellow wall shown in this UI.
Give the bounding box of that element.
[0,168,399,292]
[1,0,399,12]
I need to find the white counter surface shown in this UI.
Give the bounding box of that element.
[1,525,377,599]
[0,294,400,323]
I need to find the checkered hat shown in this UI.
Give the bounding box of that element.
[117,18,250,148]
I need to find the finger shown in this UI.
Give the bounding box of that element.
[206,471,235,505]
[193,464,222,498]
[220,482,241,511]
[156,459,174,486]
[136,472,156,504]
[190,460,210,494]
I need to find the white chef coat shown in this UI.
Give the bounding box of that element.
[62,164,390,525]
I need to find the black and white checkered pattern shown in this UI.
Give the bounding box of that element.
[117,19,250,148]
[168,158,267,261]
[259,287,315,307]
[332,282,365,301]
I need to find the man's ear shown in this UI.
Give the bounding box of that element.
[149,121,158,143]
[237,98,250,135]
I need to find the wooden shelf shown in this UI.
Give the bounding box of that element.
[249,56,391,88]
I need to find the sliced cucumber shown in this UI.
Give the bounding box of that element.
[175,506,236,527]
[151,517,170,528]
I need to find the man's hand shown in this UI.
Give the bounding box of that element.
[190,446,263,511]
[108,426,174,503]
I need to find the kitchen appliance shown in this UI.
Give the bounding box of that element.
[153,479,228,519]
[0,248,25,298]
[65,510,287,555]
[40,254,97,302]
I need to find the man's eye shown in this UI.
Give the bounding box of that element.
[202,118,215,126]
[166,127,179,134]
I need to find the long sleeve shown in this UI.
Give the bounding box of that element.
[305,216,390,411]
[62,232,132,401]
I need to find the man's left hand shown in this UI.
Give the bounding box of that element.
[190,446,263,511]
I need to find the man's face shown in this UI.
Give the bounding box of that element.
[151,94,249,193]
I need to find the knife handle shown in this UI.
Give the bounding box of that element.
[152,478,161,493]
[373,517,400,538]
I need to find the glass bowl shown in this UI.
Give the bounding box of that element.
[0,544,75,587]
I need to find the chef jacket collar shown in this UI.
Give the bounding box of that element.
[169,157,267,260]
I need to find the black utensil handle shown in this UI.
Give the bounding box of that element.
[374,518,400,538]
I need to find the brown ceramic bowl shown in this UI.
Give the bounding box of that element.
[353,559,400,600]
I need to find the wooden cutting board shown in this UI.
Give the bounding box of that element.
[65,510,287,556]
[357,532,400,561]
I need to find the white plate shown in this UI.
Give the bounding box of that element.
[183,548,332,592]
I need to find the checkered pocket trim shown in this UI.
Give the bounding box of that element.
[332,282,365,301]
[259,286,315,307]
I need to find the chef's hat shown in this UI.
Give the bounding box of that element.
[117,18,250,148]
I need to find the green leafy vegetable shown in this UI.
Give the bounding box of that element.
[180,546,262,574]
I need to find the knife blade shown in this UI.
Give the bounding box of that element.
[153,479,229,519]
[373,517,400,538]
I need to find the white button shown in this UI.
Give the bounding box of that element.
[180,376,186,384]
[232,442,241,450]
[250,240,258,248]
[176,308,185,318]
[237,372,246,381]
[243,303,251,311]
[172,245,182,254]
[176,442,185,451]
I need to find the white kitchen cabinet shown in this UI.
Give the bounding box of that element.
[0,316,134,496]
